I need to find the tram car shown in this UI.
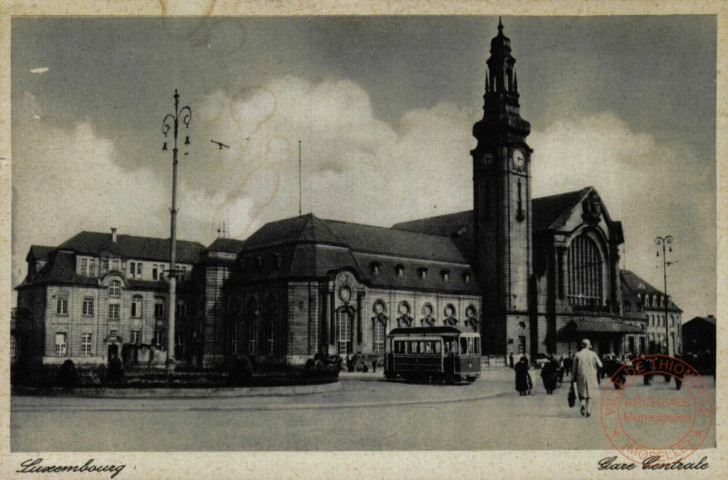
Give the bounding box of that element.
[384,326,481,383]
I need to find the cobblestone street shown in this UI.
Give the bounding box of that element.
[11,368,716,452]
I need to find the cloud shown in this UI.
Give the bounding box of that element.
[12,81,714,322]
[30,67,49,74]
[531,112,715,320]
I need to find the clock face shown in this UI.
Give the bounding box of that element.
[513,150,525,169]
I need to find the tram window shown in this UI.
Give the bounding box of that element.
[474,339,480,355]
[409,341,416,354]
[434,342,442,354]
[460,337,468,354]
[419,341,425,353]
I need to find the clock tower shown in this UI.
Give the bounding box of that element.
[471,19,533,356]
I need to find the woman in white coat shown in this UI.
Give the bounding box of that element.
[572,338,603,417]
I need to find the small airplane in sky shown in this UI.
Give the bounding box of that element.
[210,140,230,150]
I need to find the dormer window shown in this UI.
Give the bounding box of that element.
[273,253,282,269]
[441,269,450,282]
[463,272,471,284]
[418,268,428,279]
[370,262,381,275]
[254,256,263,271]
[395,264,404,277]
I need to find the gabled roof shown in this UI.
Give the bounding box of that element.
[206,237,246,254]
[532,187,591,232]
[60,231,205,264]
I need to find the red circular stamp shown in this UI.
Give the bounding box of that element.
[599,354,714,467]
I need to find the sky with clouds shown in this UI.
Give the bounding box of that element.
[11,16,716,321]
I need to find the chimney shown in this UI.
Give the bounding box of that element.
[111,227,117,243]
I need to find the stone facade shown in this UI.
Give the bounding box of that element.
[15,21,677,368]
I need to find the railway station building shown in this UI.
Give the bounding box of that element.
[16,21,664,367]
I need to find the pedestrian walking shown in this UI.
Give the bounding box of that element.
[509,352,514,369]
[540,355,559,394]
[514,355,531,396]
[572,339,602,417]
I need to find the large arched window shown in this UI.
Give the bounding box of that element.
[567,234,603,306]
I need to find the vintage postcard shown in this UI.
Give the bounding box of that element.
[1,1,725,479]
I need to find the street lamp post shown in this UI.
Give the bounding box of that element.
[655,235,673,356]
[162,89,191,368]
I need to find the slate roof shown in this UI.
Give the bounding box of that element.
[26,245,55,262]
[562,317,642,334]
[684,316,716,327]
[60,231,205,264]
[233,214,478,294]
[206,238,246,254]
[17,247,180,292]
[531,188,591,232]
[620,270,682,312]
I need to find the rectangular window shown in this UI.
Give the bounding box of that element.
[130,330,141,345]
[81,333,92,356]
[131,296,142,318]
[102,258,109,271]
[88,259,95,276]
[108,303,120,319]
[111,259,120,271]
[153,330,164,346]
[137,263,142,276]
[80,258,87,275]
[153,266,158,280]
[129,262,136,276]
[154,298,165,319]
[176,300,186,320]
[56,297,68,316]
[55,332,67,356]
[82,297,94,316]
[10,334,17,358]
[109,329,118,339]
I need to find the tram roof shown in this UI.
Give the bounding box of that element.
[387,326,474,336]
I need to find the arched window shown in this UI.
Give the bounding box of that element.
[567,234,603,306]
